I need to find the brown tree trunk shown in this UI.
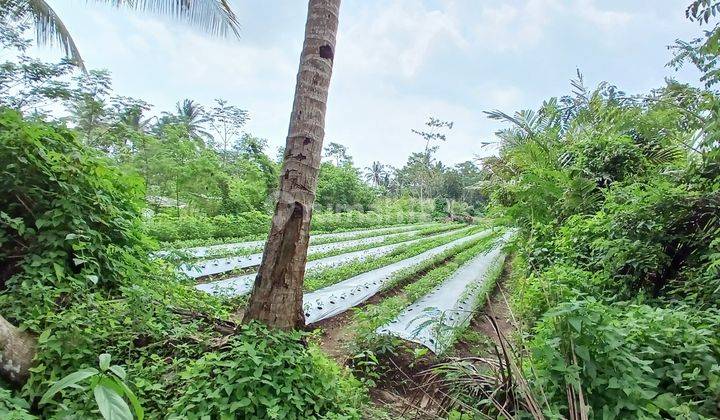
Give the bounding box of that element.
[243,0,340,330]
[0,315,36,386]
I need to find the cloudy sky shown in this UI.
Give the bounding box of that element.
[40,0,702,168]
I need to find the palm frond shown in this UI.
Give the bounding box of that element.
[644,143,684,164]
[20,0,240,70]
[26,0,85,68]
[100,0,241,38]
[485,109,534,136]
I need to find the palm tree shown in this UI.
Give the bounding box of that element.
[5,0,240,69]
[364,161,385,187]
[174,99,211,142]
[243,0,340,330]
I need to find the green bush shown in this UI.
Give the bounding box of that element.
[145,211,271,242]
[0,108,150,313]
[169,324,366,419]
[0,111,367,418]
[529,299,720,419]
[569,133,648,186]
[511,265,614,327]
[0,388,34,419]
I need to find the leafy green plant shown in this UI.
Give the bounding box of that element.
[528,299,720,418]
[348,350,383,387]
[0,387,34,419]
[168,323,366,419]
[40,353,143,420]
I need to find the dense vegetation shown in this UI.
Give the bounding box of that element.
[450,8,720,416]
[0,107,368,418]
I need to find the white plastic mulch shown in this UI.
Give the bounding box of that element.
[194,227,474,297]
[376,231,513,354]
[302,229,494,325]
[158,223,436,259]
[194,242,407,297]
[180,228,429,278]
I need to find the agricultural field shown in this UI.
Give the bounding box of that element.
[3,0,720,419]
[152,219,517,416]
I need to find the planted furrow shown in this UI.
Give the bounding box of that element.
[376,230,514,354]
[195,225,474,297]
[184,224,466,279]
[302,229,495,324]
[157,222,439,259]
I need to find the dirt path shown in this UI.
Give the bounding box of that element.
[314,310,357,364]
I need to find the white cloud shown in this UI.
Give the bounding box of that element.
[469,0,635,51]
[472,0,561,52]
[337,0,468,78]
[573,0,634,32]
[484,85,524,111]
[37,0,695,171]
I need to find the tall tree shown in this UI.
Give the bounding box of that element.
[410,116,453,200]
[364,161,386,187]
[170,99,211,143]
[243,0,340,329]
[206,98,249,160]
[324,141,351,166]
[412,116,453,157]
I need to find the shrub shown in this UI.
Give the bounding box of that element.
[0,388,34,419]
[0,111,367,418]
[169,324,366,419]
[529,298,720,419]
[511,265,614,327]
[0,108,150,313]
[146,209,432,243]
[569,134,648,186]
[145,211,271,242]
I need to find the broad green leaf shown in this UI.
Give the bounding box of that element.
[94,384,133,420]
[40,368,99,405]
[38,329,51,343]
[52,263,64,279]
[574,345,591,362]
[109,365,126,380]
[653,393,678,411]
[568,317,582,332]
[99,353,111,371]
[114,377,144,420]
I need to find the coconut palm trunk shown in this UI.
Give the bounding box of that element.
[243,0,340,329]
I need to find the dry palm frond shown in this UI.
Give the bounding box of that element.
[422,312,545,419]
